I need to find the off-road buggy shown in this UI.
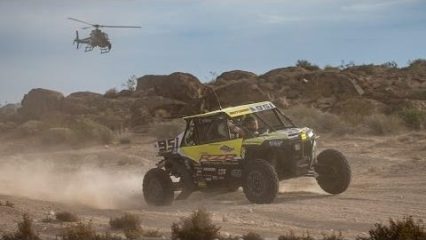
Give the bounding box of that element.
[143,101,351,205]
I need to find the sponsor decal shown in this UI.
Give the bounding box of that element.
[220,145,235,153]
[200,154,237,161]
[231,169,242,177]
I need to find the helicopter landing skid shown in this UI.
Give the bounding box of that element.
[84,46,94,52]
[100,47,111,54]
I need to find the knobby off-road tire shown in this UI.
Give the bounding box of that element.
[143,168,174,206]
[315,149,351,194]
[243,159,279,204]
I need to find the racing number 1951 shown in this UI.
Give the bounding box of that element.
[157,137,179,152]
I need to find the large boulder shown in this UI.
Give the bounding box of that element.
[136,72,204,102]
[212,70,257,86]
[204,79,270,109]
[63,91,105,115]
[20,88,64,120]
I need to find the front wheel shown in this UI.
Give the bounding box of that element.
[315,149,351,194]
[243,159,279,204]
[143,168,174,206]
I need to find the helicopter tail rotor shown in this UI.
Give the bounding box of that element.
[74,31,80,49]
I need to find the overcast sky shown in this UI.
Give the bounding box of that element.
[0,0,425,103]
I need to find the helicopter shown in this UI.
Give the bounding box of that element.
[68,17,141,54]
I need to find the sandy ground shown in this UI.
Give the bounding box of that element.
[0,132,425,239]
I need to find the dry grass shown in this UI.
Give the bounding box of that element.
[364,114,405,135]
[109,214,141,232]
[357,217,425,240]
[243,232,265,240]
[284,105,352,135]
[60,222,123,240]
[2,214,40,240]
[55,211,80,222]
[148,118,186,139]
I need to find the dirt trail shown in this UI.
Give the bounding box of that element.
[0,133,425,239]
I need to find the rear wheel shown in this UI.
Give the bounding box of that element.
[143,168,174,206]
[243,159,279,204]
[315,149,351,194]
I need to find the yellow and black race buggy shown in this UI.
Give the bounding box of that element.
[143,101,351,205]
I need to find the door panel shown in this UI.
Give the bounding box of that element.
[180,138,243,162]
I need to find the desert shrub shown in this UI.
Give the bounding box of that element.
[408,59,426,69]
[61,222,123,240]
[296,60,320,71]
[41,128,77,145]
[142,229,162,237]
[284,105,351,134]
[324,65,340,71]
[278,231,314,240]
[109,214,141,232]
[335,98,375,125]
[2,214,40,240]
[148,119,185,139]
[104,88,119,98]
[71,118,114,144]
[399,108,426,130]
[357,217,425,240]
[118,133,131,144]
[321,233,345,240]
[18,120,45,135]
[364,114,404,135]
[171,209,220,240]
[0,201,15,208]
[410,90,426,100]
[56,211,79,222]
[381,61,398,69]
[278,232,343,240]
[242,232,264,240]
[219,235,241,240]
[123,229,143,240]
[123,75,137,92]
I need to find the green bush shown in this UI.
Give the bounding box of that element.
[296,60,320,71]
[399,109,426,130]
[2,214,40,240]
[171,209,220,240]
[56,211,79,222]
[357,217,425,240]
[109,214,141,232]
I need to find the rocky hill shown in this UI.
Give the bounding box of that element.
[1,61,426,139]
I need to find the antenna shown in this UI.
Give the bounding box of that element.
[207,86,222,110]
[209,87,222,110]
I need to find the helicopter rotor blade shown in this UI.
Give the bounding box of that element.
[68,17,95,26]
[99,25,142,29]
[81,26,92,30]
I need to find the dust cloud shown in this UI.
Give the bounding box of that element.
[0,155,143,209]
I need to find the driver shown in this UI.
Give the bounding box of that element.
[241,115,259,138]
[228,115,259,138]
